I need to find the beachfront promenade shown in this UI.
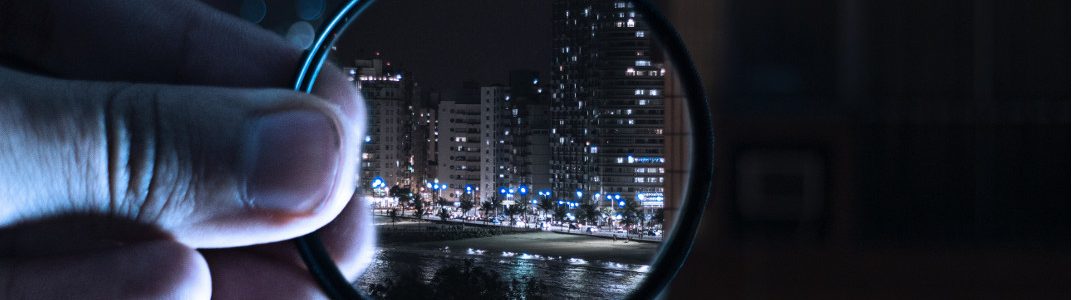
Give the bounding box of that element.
[372,211,664,243]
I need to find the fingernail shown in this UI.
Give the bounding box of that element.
[245,110,340,214]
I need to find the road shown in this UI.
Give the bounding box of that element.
[372,209,664,243]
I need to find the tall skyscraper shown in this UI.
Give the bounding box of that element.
[480,71,552,205]
[551,0,666,205]
[435,85,482,201]
[346,57,410,195]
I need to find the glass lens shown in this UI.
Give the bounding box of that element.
[242,0,697,298]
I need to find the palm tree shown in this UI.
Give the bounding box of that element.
[600,206,616,228]
[459,193,475,218]
[437,197,451,214]
[537,196,555,222]
[438,207,450,222]
[481,200,496,223]
[412,194,426,219]
[553,204,568,226]
[577,200,599,226]
[650,208,665,228]
[506,205,526,226]
[621,199,643,231]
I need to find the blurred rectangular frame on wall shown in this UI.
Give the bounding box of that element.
[733,147,827,242]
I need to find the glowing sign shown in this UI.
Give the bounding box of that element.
[638,192,664,207]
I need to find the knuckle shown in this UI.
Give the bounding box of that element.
[102,84,191,224]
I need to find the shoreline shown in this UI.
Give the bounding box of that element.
[399,231,659,265]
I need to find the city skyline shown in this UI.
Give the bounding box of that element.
[341,1,682,231]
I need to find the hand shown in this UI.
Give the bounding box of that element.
[0,1,371,298]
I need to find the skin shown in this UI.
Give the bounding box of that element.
[0,0,373,299]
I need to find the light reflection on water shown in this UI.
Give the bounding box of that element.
[356,245,651,299]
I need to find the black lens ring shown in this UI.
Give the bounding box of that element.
[291,1,714,299]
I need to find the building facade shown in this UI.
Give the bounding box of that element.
[479,71,553,206]
[551,0,667,205]
[346,58,409,194]
[436,97,482,201]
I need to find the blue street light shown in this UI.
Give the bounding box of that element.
[426,182,432,189]
[499,187,508,195]
[619,201,625,207]
[370,177,385,189]
[575,190,584,199]
[519,185,529,195]
[465,185,473,194]
[614,194,622,200]
[440,184,448,190]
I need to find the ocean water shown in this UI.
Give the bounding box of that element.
[355,245,652,299]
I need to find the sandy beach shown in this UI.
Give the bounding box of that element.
[406,231,660,265]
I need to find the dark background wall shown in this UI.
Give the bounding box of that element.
[658,0,1068,298]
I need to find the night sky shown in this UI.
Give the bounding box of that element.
[334,0,555,92]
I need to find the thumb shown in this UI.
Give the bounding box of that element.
[0,66,360,248]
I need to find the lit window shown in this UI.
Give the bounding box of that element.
[627,19,635,27]
[649,89,659,96]
[638,100,648,105]
[615,2,627,8]
[626,109,633,115]
[636,60,651,67]
[615,21,624,28]
[636,31,645,38]
[634,89,644,95]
